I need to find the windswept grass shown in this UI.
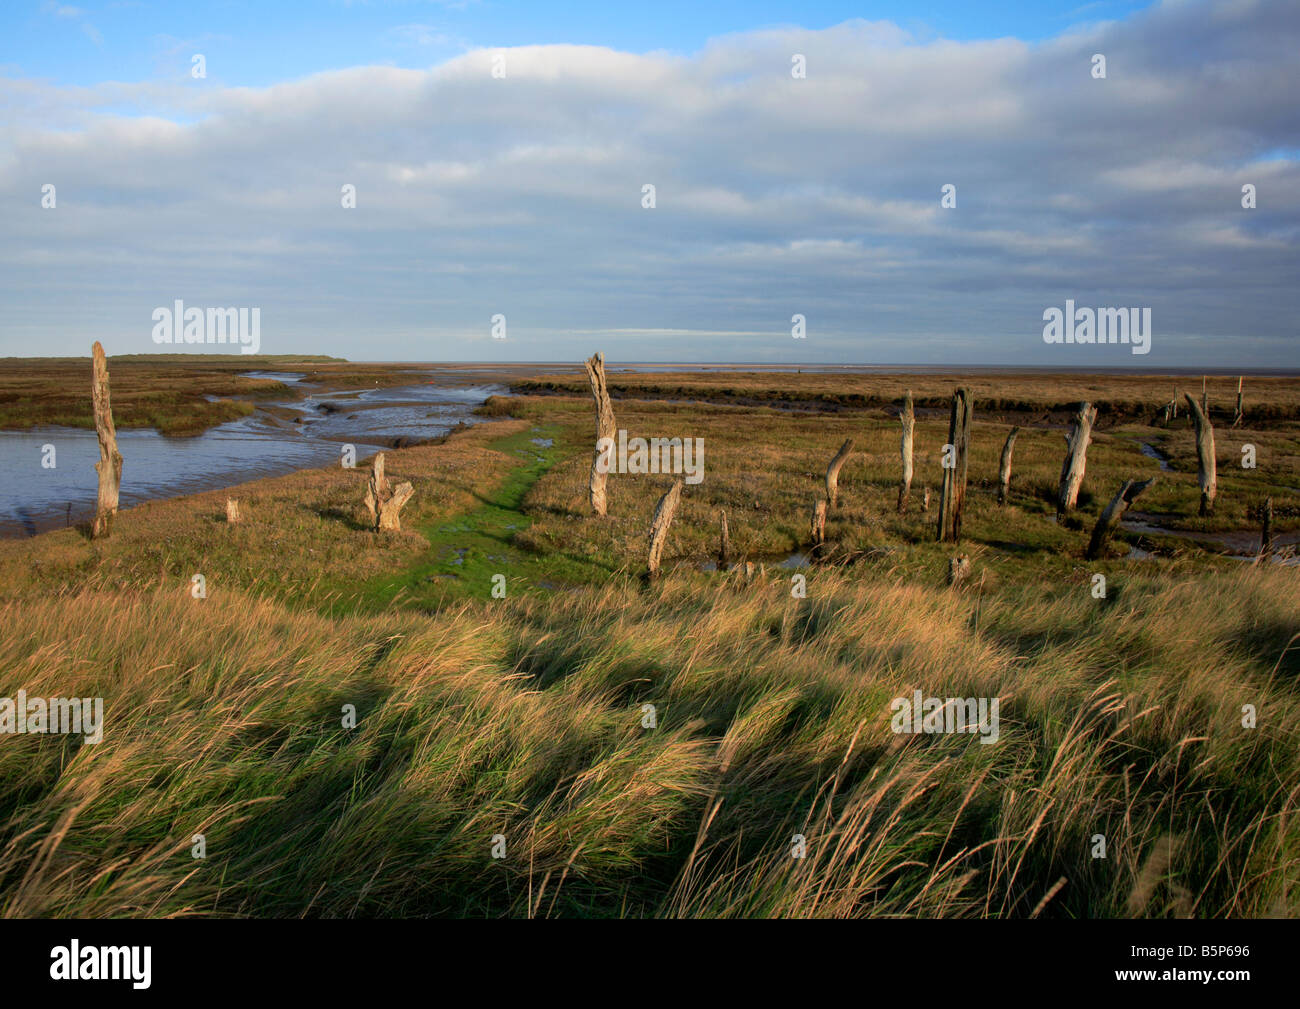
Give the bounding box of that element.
[0,564,1295,918]
[0,369,1297,917]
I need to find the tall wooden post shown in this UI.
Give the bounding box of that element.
[1259,497,1274,560]
[91,342,122,539]
[585,352,617,516]
[1184,394,1217,516]
[1232,376,1244,428]
[1057,402,1097,517]
[898,390,914,513]
[997,426,1020,506]
[936,388,971,543]
[825,438,855,508]
[718,509,730,570]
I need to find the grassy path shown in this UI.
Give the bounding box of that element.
[344,422,611,612]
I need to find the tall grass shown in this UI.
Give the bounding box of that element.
[2,563,1296,917]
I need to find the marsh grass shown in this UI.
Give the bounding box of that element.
[0,373,1297,917]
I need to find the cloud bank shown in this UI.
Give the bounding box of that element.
[2,0,1298,365]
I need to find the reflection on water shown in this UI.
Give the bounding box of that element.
[0,381,500,537]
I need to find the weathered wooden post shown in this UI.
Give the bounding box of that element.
[922,486,930,512]
[936,388,971,542]
[1259,497,1274,560]
[91,341,122,539]
[1232,376,1244,429]
[646,478,684,582]
[947,554,970,588]
[226,498,241,523]
[810,497,827,555]
[1184,394,1217,516]
[1057,402,1097,517]
[585,352,617,516]
[718,509,730,570]
[1086,477,1157,560]
[997,427,1020,506]
[363,453,414,531]
[825,438,855,508]
[898,391,914,513]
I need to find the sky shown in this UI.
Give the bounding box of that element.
[1,0,1297,365]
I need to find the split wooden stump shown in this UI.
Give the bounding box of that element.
[898,390,914,513]
[646,478,684,583]
[1086,477,1156,560]
[825,438,855,508]
[585,352,617,516]
[1184,393,1217,516]
[226,498,241,524]
[997,427,1020,506]
[936,388,971,542]
[1057,402,1097,517]
[91,342,122,539]
[363,453,414,532]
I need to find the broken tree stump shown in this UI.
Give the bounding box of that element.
[997,426,1020,506]
[1184,393,1217,516]
[898,390,914,513]
[585,351,617,516]
[646,478,684,582]
[718,509,730,570]
[825,438,855,508]
[1057,402,1098,517]
[947,554,971,588]
[91,341,122,539]
[363,453,414,532]
[1086,477,1157,560]
[1232,376,1244,429]
[226,498,241,523]
[1259,497,1274,561]
[810,497,827,556]
[922,486,930,512]
[936,388,972,542]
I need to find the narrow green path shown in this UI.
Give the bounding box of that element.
[344,423,610,612]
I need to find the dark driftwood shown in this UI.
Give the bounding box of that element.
[1259,497,1274,561]
[1086,477,1157,560]
[646,478,684,582]
[363,453,414,532]
[1057,402,1097,517]
[585,352,617,516]
[1184,394,1217,516]
[91,342,122,539]
[825,438,855,508]
[936,388,972,542]
[997,427,1020,506]
[898,391,914,513]
[718,509,730,570]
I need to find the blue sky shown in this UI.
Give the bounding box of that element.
[1,0,1297,365]
[8,2,1152,87]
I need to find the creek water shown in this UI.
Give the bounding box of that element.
[0,379,501,537]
